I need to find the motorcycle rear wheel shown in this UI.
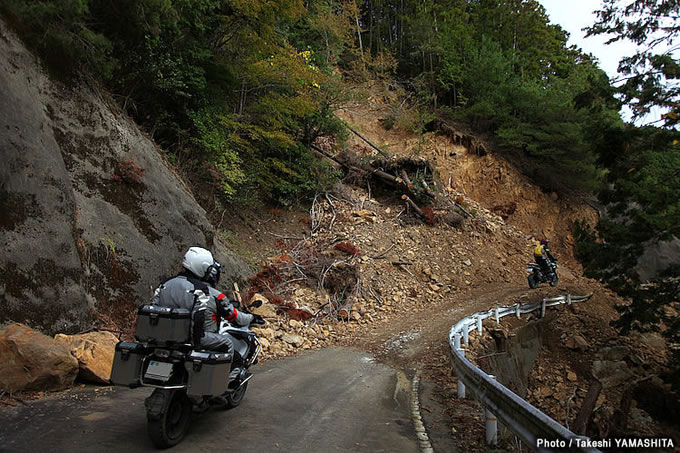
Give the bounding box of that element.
[147,391,192,448]
[528,274,539,289]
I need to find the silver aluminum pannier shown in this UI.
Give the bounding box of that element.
[184,350,232,396]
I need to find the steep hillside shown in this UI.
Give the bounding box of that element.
[337,98,598,264]
[211,92,675,449]
[328,97,676,448]
[0,21,249,334]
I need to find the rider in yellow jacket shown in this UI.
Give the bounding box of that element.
[534,239,557,276]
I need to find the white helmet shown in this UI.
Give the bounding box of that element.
[182,247,214,279]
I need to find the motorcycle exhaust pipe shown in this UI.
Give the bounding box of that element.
[236,373,253,389]
[247,338,262,366]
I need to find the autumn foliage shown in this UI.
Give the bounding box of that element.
[111,157,145,184]
[421,207,436,225]
[334,242,361,256]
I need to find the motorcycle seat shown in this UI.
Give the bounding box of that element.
[192,349,234,361]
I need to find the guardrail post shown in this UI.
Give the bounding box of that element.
[494,307,500,323]
[456,348,466,399]
[477,317,483,335]
[463,325,469,346]
[515,304,521,319]
[485,375,498,445]
[540,298,546,318]
[454,334,461,350]
[567,294,571,305]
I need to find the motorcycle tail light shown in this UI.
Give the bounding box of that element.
[154,348,171,358]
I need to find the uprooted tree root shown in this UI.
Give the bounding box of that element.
[312,143,470,226]
[244,236,364,321]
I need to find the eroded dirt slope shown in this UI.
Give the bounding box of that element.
[203,88,642,450]
[214,88,675,450]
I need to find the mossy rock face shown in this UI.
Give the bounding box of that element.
[0,22,249,335]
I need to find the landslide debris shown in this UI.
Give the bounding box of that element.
[466,290,680,445]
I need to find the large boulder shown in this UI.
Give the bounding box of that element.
[0,324,78,392]
[249,293,278,318]
[54,331,118,384]
[592,360,634,389]
[0,21,250,334]
[635,237,680,281]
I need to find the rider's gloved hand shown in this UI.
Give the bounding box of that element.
[250,314,265,325]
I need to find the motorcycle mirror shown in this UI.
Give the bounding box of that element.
[249,300,263,309]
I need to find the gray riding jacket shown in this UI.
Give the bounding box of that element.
[152,274,253,352]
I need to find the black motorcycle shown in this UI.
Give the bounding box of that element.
[526,259,558,289]
[111,304,263,448]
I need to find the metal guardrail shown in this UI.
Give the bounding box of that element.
[448,294,601,453]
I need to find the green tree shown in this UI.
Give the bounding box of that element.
[586,0,680,124]
[576,0,680,389]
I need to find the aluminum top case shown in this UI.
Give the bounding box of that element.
[135,304,191,345]
[185,350,232,396]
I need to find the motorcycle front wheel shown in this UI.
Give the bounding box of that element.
[147,390,192,448]
[550,274,559,287]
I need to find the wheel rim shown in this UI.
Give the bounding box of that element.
[231,382,247,404]
[166,395,189,439]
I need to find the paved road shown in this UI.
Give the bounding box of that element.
[0,347,420,453]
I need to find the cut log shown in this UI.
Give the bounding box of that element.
[337,301,354,320]
[421,180,436,198]
[572,379,603,435]
[402,195,425,217]
[401,170,413,189]
[310,146,448,225]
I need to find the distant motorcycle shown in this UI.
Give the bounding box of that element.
[111,301,263,448]
[526,259,558,289]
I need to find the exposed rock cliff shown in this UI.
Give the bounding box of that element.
[0,21,249,334]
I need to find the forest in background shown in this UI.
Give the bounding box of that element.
[1,0,679,385]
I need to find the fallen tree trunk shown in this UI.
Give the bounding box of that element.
[343,122,392,159]
[312,144,423,198]
[572,379,603,435]
[310,144,454,225]
[401,170,413,189]
[310,144,343,169]
[402,194,425,217]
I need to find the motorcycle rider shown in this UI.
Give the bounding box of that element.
[534,239,557,277]
[152,247,261,383]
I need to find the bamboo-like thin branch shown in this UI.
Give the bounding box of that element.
[370,243,396,259]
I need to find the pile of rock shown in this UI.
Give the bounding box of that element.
[0,323,118,393]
